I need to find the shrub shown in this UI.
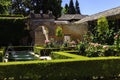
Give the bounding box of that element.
[0,56,120,80]
[77,42,86,55]
[0,51,3,62]
[91,16,114,45]
[114,30,120,51]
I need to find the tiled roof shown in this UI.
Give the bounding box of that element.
[75,6,120,24]
[58,14,87,20]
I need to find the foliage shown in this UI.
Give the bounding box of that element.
[76,36,118,57]
[34,47,60,56]
[68,0,76,14]
[56,26,63,37]
[51,52,72,59]
[11,0,31,15]
[64,4,69,14]
[0,17,29,46]
[75,0,81,14]
[97,16,109,36]
[103,48,117,56]
[0,0,11,14]
[114,30,120,51]
[93,16,114,44]
[83,31,93,43]
[0,49,4,62]
[61,7,66,15]
[12,0,62,17]
[77,42,86,55]
[63,0,81,14]
[0,54,120,80]
[85,42,102,57]
[0,14,23,17]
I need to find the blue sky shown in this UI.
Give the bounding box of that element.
[62,0,120,15]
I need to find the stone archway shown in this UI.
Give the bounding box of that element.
[28,17,55,46]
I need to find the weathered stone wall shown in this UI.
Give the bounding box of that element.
[56,22,88,41]
[28,16,88,46]
[28,18,56,46]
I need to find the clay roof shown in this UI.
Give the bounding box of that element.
[75,6,120,24]
[58,14,87,21]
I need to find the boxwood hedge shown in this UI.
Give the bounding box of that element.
[0,51,120,80]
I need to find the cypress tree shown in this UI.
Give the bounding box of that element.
[75,0,81,14]
[68,0,76,14]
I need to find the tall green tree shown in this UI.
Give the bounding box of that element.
[94,16,114,44]
[68,0,76,14]
[97,16,109,36]
[75,0,81,14]
[12,0,31,15]
[48,0,62,18]
[12,0,62,18]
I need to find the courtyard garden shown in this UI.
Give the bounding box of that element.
[0,16,120,80]
[0,0,120,80]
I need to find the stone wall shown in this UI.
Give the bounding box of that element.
[28,16,88,46]
[28,18,56,46]
[56,22,88,41]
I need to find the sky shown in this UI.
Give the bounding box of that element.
[62,0,120,15]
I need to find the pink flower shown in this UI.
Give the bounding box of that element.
[70,41,76,45]
[114,34,119,39]
[89,43,101,47]
[89,42,94,46]
[103,45,109,50]
[45,40,50,44]
[94,43,100,47]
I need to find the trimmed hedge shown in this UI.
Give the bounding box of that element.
[0,47,5,62]
[0,14,24,17]
[0,58,120,80]
[34,47,60,56]
[51,51,88,59]
[0,51,120,80]
[0,51,3,62]
[0,17,29,46]
[8,46,34,51]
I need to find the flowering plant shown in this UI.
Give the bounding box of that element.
[85,42,103,57]
[114,31,120,50]
[87,42,101,52]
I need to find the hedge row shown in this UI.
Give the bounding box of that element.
[0,50,3,62]
[0,14,24,17]
[51,51,88,60]
[0,51,120,80]
[0,47,5,62]
[34,47,60,56]
[0,17,29,46]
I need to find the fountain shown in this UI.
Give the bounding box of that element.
[42,26,49,42]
